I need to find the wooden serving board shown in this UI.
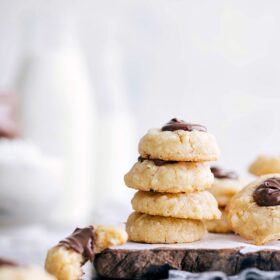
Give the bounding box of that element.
[94,233,280,279]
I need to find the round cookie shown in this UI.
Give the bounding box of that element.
[226,174,280,245]
[125,159,214,193]
[249,155,280,176]
[138,119,220,162]
[131,190,221,220]
[45,225,127,280]
[205,209,232,233]
[0,258,55,280]
[126,212,206,244]
[209,167,246,207]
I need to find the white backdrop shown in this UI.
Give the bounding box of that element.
[1,0,280,177]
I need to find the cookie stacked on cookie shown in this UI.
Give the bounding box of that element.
[205,167,245,233]
[124,118,221,244]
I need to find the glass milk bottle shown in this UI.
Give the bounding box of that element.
[16,16,95,226]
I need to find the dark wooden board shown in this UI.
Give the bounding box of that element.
[93,234,280,279]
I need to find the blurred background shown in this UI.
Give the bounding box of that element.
[0,0,280,271]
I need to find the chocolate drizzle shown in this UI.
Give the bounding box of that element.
[0,258,19,267]
[161,118,207,132]
[138,156,178,166]
[58,226,96,262]
[210,166,238,180]
[253,178,280,207]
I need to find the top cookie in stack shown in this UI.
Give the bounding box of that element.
[125,118,221,244]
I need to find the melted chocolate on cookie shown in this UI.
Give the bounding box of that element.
[161,118,207,132]
[211,166,238,180]
[253,178,280,207]
[58,226,96,261]
[0,258,19,267]
[138,156,178,166]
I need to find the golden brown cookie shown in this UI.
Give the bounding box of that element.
[227,174,280,245]
[204,208,232,233]
[131,190,221,220]
[125,160,214,193]
[126,212,206,244]
[45,225,127,280]
[249,155,280,176]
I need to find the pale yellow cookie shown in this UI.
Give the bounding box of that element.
[124,160,214,193]
[126,212,206,244]
[227,174,280,245]
[249,155,280,176]
[139,129,220,161]
[205,208,232,233]
[132,190,221,220]
[0,266,55,280]
[45,225,127,280]
[209,178,246,207]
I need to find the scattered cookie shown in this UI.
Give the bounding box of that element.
[0,258,55,280]
[132,190,221,220]
[209,166,245,207]
[249,155,280,176]
[45,225,127,280]
[227,174,280,245]
[138,118,220,162]
[204,209,232,233]
[125,159,214,193]
[126,212,206,244]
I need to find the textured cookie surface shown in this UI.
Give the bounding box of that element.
[226,174,280,245]
[249,155,280,176]
[139,129,220,161]
[205,208,232,233]
[125,160,214,193]
[126,212,206,244]
[132,191,221,220]
[0,266,55,280]
[209,178,246,207]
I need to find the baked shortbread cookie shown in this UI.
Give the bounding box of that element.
[205,208,232,233]
[249,155,280,176]
[138,118,220,162]
[125,159,214,193]
[227,174,280,245]
[209,166,245,207]
[0,258,55,280]
[132,190,221,220]
[45,225,127,280]
[126,212,206,244]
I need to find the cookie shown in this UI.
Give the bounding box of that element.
[126,212,206,244]
[131,190,221,220]
[45,225,127,280]
[0,258,55,280]
[226,174,280,245]
[125,159,214,193]
[138,119,220,162]
[249,155,280,176]
[204,208,232,233]
[209,167,245,207]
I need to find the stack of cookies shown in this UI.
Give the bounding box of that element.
[124,118,221,244]
[205,166,245,233]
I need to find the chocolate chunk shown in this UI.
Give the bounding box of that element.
[161,118,207,132]
[58,226,96,262]
[253,178,280,206]
[0,258,19,267]
[138,156,178,166]
[211,166,238,180]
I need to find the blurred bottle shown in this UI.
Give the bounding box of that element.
[15,15,95,226]
[92,23,136,224]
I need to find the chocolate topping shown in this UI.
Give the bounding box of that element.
[58,226,96,262]
[253,178,280,207]
[138,156,178,166]
[0,258,19,267]
[210,166,238,180]
[161,118,207,132]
